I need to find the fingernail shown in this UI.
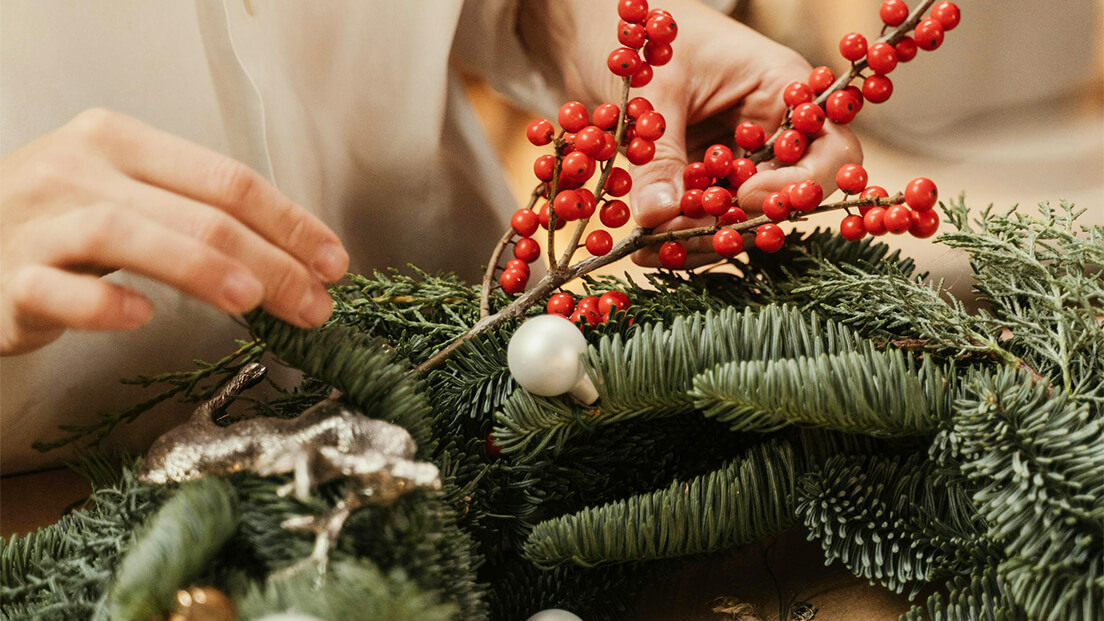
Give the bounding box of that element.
[222,270,264,310]
[632,182,679,221]
[312,242,348,282]
[298,286,333,327]
[120,294,154,329]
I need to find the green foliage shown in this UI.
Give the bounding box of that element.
[523,440,799,568]
[105,478,239,621]
[692,348,949,435]
[953,368,1104,621]
[236,560,456,621]
[903,567,1025,621]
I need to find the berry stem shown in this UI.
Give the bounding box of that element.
[746,0,938,165]
[418,192,903,373]
[479,184,545,319]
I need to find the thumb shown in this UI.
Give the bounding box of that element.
[627,99,688,230]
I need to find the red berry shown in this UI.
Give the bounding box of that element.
[762,192,792,221]
[608,47,643,77]
[683,162,712,191]
[574,126,606,157]
[712,228,745,257]
[701,186,733,217]
[783,81,815,108]
[839,33,868,62]
[578,295,600,312]
[645,13,678,44]
[867,42,898,75]
[680,189,706,218]
[630,63,654,87]
[729,158,758,188]
[538,202,567,230]
[513,237,541,263]
[825,90,861,124]
[570,305,601,327]
[601,199,631,228]
[734,122,766,151]
[561,151,596,183]
[904,177,938,211]
[790,180,824,212]
[884,204,913,234]
[596,133,619,161]
[755,224,786,253]
[586,230,614,256]
[644,41,673,66]
[485,432,502,459]
[553,189,585,221]
[626,96,653,119]
[658,241,687,268]
[618,20,647,48]
[790,102,826,135]
[862,75,893,104]
[909,208,941,238]
[547,292,576,317]
[863,206,888,236]
[598,291,632,315]
[592,103,621,130]
[512,209,539,236]
[534,154,555,181]
[561,133,577,155]
[579,189,598,218]
[895,37,918,62]
[703,144,735,178]
[860,185,889,200]
[930,1,961,31]
[606,167,633,197]
[634,111,666,141]
[836,164,868,194]
[845,85,865,113]
[809,66,836,94]
[914,19,944,51]
[880,0,909,26]
[626,137,656,165]
[773,129,807,163]
[718,206,748,225]
[646,8,672,20]
[618,0,649,23]
[506,258,530,277]
[558,101,589,132]
[526,119,555,146]
[840,214,867,241]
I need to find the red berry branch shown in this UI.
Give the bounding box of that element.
[416,0,960,374]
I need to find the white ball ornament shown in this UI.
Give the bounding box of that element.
[526,609,585,621]
[507,315,599,404]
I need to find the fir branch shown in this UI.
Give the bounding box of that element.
[33,340,264,453]
[692,348,950,436]
[954,368,1104,621]
[522,440,798,568]
[235,560,456,621]
[902,567,1026,621]
[104,478,239,621]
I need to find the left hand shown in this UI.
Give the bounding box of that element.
[522,0,863,267]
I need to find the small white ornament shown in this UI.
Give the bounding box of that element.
[526,609,585,621]
[507,315,599,404]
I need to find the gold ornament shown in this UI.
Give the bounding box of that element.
[167,586,237,621]
[139,363,441,575]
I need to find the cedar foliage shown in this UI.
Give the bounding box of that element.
[4,200,1101,621]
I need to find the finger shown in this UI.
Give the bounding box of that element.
[67,109,349,281]
[736,123,863,213]
[626,95,689,229]
[630,214,719,266]
[6,264,154,333]
[109,175,334,329]
[23,205,336,327]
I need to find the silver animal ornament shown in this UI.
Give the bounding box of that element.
[139,362,441,574]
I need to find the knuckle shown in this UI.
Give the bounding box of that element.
[208,158,260,207]
[189,211,236,250]
[268,263,309,306]
[282,216,308,250]
[78,204,126,251]
[8,267,46,313]
[69,108,121,143]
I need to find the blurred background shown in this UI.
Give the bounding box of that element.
[465,0,1104,299]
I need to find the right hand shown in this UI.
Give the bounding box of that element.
[1,108,349,356]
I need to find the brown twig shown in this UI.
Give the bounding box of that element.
[480,184,546,318]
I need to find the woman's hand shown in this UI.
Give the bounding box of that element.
[1,109,349,355]
[523,0,862,267]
